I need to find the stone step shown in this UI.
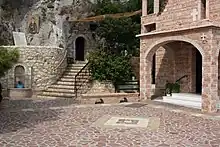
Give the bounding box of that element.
[154,99,201,109]
[61,75,75,79]
[46,88,75,93]
[68,64,86,68]
[41,91,74,98]
[67,66,85,70]
[59,78,75,82]
[74,61,87,64]
[64,72,90,76]
[63,72,79,76]
[60,76,90,81]
[154,93,202,109]
[37,95,75,99]
[49,84,74,89]
[65,69,81,73]
[53,80,89,87]
[164,93,201,102]
[57,81,75,86]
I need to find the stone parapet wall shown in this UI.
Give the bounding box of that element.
[81,93,140,104]
[86,80,115,94]
[1,46,67,93]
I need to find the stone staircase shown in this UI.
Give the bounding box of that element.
[37,63,88,99]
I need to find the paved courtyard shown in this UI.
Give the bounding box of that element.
[0,98,220,147]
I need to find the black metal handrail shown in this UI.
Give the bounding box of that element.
[74,62,91,98]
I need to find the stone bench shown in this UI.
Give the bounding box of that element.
[9,88,33,99]
[80,93,140,104]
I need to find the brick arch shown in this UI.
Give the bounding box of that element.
[144,36,205,60]
[140,36,205,100]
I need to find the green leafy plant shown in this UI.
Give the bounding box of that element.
[94,0,141,56]
[0,47,19,77]
[96,17,140,56]
[88,48,134,85]
[165,75,188,95]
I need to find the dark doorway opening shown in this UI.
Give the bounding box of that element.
[151,54,156,84]
[196,50,202,94]
[75,37,85,61]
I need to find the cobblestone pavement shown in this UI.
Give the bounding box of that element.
[0,98,220,147]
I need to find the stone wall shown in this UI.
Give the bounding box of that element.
[86,80,115,94]
[209,0,220,22]
[141,0,220,33]
[1,46,67,93]
[173,45,192,93]
[65,21,97,60]
[154,46,175,95]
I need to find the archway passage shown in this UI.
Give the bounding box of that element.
[75,37,85,61]
[146,41,203,96]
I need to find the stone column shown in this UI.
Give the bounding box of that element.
[154,0,160,14]
[140,41,153,100]
[140,58,152,100]
[142,0,148,16]
[202,49,218,113]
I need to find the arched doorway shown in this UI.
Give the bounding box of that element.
[14,65,25,88]
[75,37,85,61]
[142,39,204,98]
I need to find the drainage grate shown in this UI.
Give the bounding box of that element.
[125,103,147,108]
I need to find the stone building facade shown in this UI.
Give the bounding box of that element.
[1,46,67,93]
[65,21,97,61]
[0,0,98,95]
[138,0,220,112]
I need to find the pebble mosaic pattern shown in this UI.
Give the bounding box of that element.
[0,98,220,147]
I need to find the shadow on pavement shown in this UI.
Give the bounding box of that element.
[0,98,78,134]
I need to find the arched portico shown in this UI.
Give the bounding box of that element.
[140,35,219,113]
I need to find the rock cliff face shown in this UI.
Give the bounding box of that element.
[0,0,95,47]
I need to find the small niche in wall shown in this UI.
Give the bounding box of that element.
[144,23,156,33]
[14,65,25,88]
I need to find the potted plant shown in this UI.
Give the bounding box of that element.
[165,75,188,96]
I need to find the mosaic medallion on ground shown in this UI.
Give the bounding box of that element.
[92,115,160,130]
